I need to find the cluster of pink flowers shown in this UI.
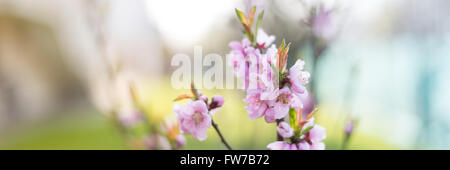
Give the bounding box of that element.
[268,117,326,150]
[173,88,225,141]
[229,7,326,150]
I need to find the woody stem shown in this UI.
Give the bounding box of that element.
[211,119,233,150]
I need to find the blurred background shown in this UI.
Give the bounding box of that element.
[0,0,449,150]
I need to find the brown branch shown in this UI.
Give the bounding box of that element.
[211,119,233,150]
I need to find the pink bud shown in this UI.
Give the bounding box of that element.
[344,121,354,136]
[209,95,225,115]
[211,95,224,108]
[277,122,294,139]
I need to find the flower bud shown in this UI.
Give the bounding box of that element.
[277,122,294,138]
[344,121,354,136]
[210,95,224,109]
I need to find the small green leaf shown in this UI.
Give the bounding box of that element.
[301,126,314,135]
[289,108,297,129]
[254,10,264,39]
[235,8,247,25]
[248,6,256,26]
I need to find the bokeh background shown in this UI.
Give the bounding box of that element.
[0,0,449,150]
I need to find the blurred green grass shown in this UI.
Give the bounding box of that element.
[0,109,126,150]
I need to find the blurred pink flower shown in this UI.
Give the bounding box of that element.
[146,134,171,150]
[175,134,187,149]
[117,108,143,128]
[174,100,211,141]
[344,120,355,136]
[312,6,337,41]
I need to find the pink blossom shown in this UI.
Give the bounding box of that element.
[244,90,268,120]
[267,140,325,150]
[267,141,288,150]
[296,141,325,150]
[265,45,278,65]
[277,122,294,138]
[256,28,275,49]
[228,38,251,78]
[310,142,325,150]
[174,101,211,141]
[288,143,298,150]
[255,56,278,100]
[265,87,302,122]
[289,60,310,97]
[308,125,326,143]
[297,142,310,150]
[229,38,251,54]
[267,141,299,150]
[299,124,326,150]
[301,94,317,117]
[301,118,326,143]
[264,108,277,123]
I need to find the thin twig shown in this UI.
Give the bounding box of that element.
[211,119,233,150]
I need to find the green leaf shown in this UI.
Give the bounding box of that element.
[280,39,286,48]
[301,126,314,135]
[289,108,297,129]
[235,8,247,25]
[254,10,264,40]
[248,6,256,25]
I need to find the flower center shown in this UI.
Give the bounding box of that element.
[277,94,290,104]
[192,112,204,125]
